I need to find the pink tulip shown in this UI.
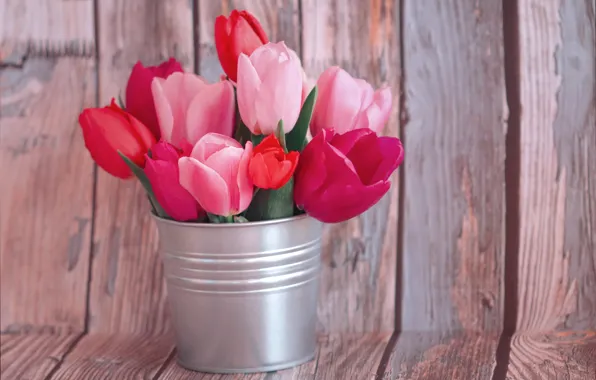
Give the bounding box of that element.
[237,42,303,135]
[310,66,392,136]
[178,133,254,216]
[125,58,183,140]
[152,72,235,148]
[294,128,404,223]
[144,141,204,222]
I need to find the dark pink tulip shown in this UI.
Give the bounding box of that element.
[294,129,404,223]
[145,141,204,221]
[125,58,184,140]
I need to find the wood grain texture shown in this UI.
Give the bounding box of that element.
[196,0,301,82]
[90,0,194,334]
[0,0,95,59]
[516,0,596,332]
[507,330,596,379]
[156,333,391,379]
[390,331,499,380]
[49,334,174,379]
[301,0,401,333]
[0,333,82,380]
[1,56,95,332]
[401,0,506,332]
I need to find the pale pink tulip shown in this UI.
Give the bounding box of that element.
[237,42,303,135]
[310,66,392,136]
[152,72,235,147]
[178,133,253,216]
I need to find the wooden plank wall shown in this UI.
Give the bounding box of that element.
[1,0,595,379]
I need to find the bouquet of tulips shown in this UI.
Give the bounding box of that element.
[79,10,404,224]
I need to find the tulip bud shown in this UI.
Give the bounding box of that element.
[125,58,183,140]
[214,10,269,82]
[237,42,304,135]
[144,141,204,221]
[152,72,235,148]
[79,100,156,179]
[310,66,393,136]
[178,134,254,216]
[249,135,299,190]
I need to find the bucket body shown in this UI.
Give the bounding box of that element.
[153,214,323,373]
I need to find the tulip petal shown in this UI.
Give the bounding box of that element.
[126,62,162,139]
[237,53,262,133]
[294,131,328,207]
[79,109,133,179]
[309,180,391,223]
[152,73,208,146]
[145,158,201,221]
[249,42,288,79]
[323,69,362,134]
[185,81,235,145]
[153,58,184,77]
[179,157,231,216]
[329,128,374,156]
[355,79,375,111]
[238,10,269,44]
[370,136,404,183]
[191,133,241,162]
[205,146,244,213]
[215,15,237,81]
[151,77,175,142]
[151,141,181,162]
[254,58,303,134]
[248,152,273,188]
[364,87,392,133]
[310,67,341,136]
[236,141,254,213]
[333,129,384,185]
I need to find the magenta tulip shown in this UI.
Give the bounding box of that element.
[294,128,404,223]
[152,72,235,148]
[237,42,303,135]
[144,141,204,222]
[178,134,254,216]
[310,66,392,136]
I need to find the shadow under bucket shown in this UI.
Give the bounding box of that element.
[153,214,323,373]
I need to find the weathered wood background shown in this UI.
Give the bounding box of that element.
[1,0,594,379]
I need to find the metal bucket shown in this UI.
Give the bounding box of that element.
[153,214,323,373]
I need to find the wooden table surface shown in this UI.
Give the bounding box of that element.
[2,331,595,379]
[1,0,595,379]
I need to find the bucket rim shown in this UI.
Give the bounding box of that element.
[151,212,317,228]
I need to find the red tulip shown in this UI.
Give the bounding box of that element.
[294,129,404,223]
[79,99,157,179]
[144,141,204,221]
[214,10,269,82]
[249,135,299,190]
[125,58,183,140]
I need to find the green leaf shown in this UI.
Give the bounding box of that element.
[117,152,168,218]
[275,120,287,152]
[251,133,265,147]
[117,93,126,110]
[232,87,253,146]
[207,213,234,223]
[286,86,317,152]
[244,179,295,221]
[233,215,249,223]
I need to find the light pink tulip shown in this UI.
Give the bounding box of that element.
[310,66,392,136]
[237,42,303,135]
[178,133,254,216]
[152,72,235,147]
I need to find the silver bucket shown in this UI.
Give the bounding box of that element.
[153,214,323,373]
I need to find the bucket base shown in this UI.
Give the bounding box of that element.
[176,352,316,374]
